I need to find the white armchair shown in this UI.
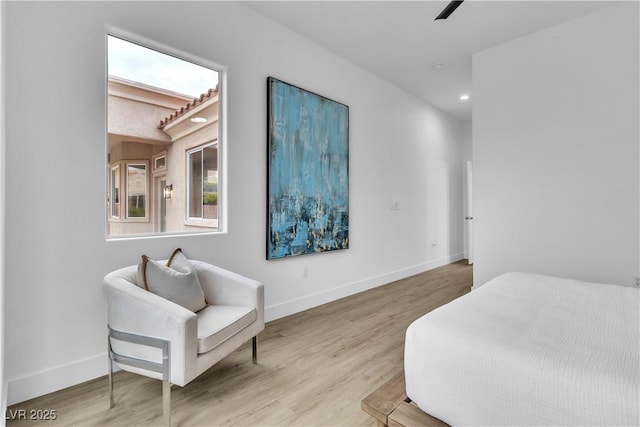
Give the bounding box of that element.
[104,259,264,426]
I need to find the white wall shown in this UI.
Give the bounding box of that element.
[1,0,7,420]
[3,2,465,405]
[473,3,639,287]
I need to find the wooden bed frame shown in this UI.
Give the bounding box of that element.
[361,370,449,427]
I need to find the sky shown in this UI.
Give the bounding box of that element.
[108,35,218,98]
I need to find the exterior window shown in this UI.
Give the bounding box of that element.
[153,154,166,171]
[107,34,221,237]
[107,161,149,222]
[126,163,147,218]
[187,143,218,220]
[110,165,120,218]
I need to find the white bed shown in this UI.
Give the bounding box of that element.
[405,272,640,426]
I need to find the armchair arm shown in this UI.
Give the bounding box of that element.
[193,261,263,307]
[103,267,198,386]
[192,261,265,328]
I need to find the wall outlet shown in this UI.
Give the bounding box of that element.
[634,276,640,287]
[431,240,438,248]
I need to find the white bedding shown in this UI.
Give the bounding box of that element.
[405,272,640,426]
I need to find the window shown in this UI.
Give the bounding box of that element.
[110,165,120,218]
[108,161,149,222]
[187,143,218,221]
[107,34,221,237]
[153,153,166,171]
[126,163,147,219]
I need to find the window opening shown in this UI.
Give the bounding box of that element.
[126,163,147,219]
[153,154,167,171]
[187,143,218,220]
[107,34,220,237]
[110,165,120,218]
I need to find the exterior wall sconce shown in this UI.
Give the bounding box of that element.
[163,184,173,199]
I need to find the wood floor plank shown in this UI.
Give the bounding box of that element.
[6,260,471,426]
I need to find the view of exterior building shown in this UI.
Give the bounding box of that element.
[107,76,219,236]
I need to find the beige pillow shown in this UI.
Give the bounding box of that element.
[138,248,207,313]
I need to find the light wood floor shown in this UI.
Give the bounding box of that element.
[7,260,472,426]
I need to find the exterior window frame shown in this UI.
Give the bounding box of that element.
[124,161,150,221]
[109,164,120,219]
[108,160,150,223]
[153,151,167,172]
[185,141,219,228]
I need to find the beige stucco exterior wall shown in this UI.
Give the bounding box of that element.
[163,119,219,233]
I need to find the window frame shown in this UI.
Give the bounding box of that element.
[105,29,226,239]
[109,164,120,219]
[185,141,219,228]
[108,160,150,223]
[153,151,167,172]
[124,161,150,221]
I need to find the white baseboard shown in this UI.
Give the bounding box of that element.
[265,253,464,322]
[7,253,464,406]
[7,353,106,407]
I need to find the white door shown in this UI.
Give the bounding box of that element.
[465,161,474,264]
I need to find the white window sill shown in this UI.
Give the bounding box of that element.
[184,218,218,229]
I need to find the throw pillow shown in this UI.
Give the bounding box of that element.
[138,248,207,313]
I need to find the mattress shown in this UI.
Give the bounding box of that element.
[405,272,640,426]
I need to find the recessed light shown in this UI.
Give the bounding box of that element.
[459,94,470,101]
[433,62,444,70]
[190,117,207,123]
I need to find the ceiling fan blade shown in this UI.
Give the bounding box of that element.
[435,0,464,20]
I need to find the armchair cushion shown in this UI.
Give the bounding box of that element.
[137,249,207,313]
[197,305,257,354]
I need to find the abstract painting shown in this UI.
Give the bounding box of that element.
[267,77,349,260]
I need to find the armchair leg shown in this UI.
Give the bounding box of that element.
[108,362,114,409]
[252,336,258,364]
[108,327,172,424]
[108,336,114,409]
[163,380,171,427]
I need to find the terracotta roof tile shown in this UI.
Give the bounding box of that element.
[158,86,218,128]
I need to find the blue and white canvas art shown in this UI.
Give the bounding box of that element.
[267,77,349,260]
